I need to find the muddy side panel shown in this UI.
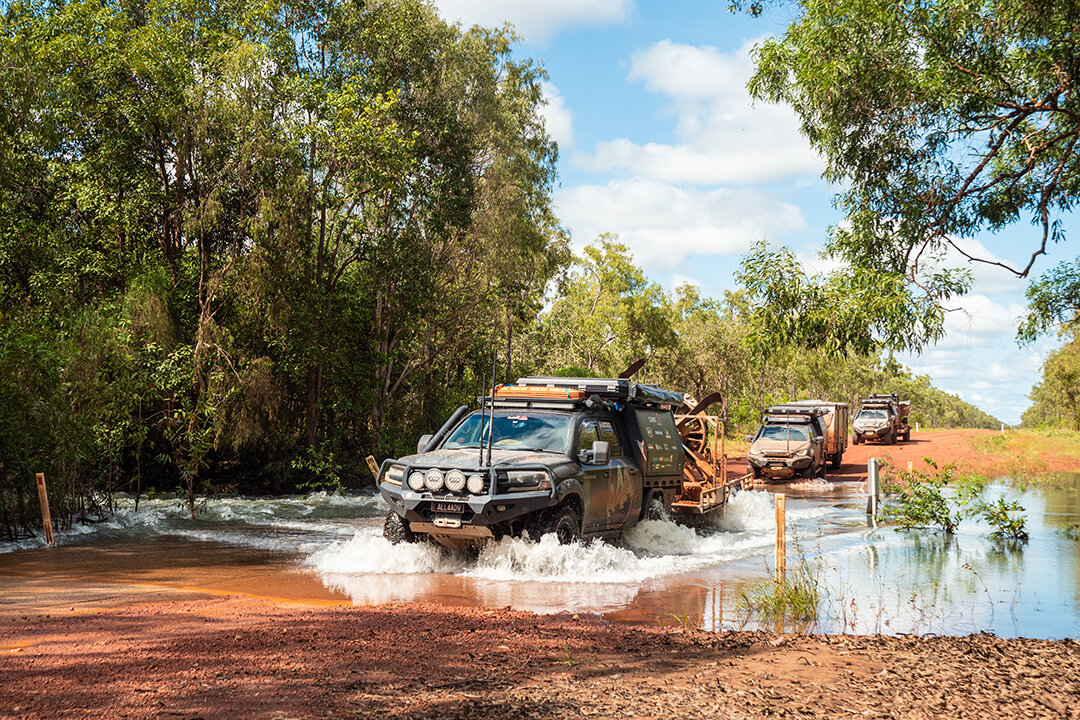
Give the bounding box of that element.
[624,407,684,512]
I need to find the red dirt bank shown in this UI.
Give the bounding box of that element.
[3,596,1079,720]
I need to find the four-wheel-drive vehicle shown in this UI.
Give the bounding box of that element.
[851,394,911,445]
[376,376,745,549]
[745,405,828,481]
[784,400,849,470]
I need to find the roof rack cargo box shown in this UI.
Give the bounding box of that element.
[764,414,813,424]
[514,376,684,407]
[785,399,849,410]
[764,404,826,417]
[866,393,899,403]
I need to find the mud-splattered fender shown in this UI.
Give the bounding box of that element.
[555,478,584,507]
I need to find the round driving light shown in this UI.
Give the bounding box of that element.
[407,472,425,491]
[445,469,466,492]
[467,474,485,494]
[424,468,445,491]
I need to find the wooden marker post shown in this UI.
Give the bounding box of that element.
[867,458,879,521]
[35,473,54,546]
[775,493,786,583]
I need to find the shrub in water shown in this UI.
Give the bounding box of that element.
[881,458,960,533]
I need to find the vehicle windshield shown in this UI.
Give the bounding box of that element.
[442,410,573,454]
[858,409,888,421]
[757,424,810,442]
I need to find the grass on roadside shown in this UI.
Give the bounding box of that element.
[737,558,820,625]
[962,429,1080,487]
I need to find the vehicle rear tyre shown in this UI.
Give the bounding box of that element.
[831,452,842,470]
[383,509,417,544]
[541,505,581,545]
[903,430,911,442]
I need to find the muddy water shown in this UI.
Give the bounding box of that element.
[2,479,1079,638]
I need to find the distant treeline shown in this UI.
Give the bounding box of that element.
[1022,328,1080,430]
[0,0,999,538]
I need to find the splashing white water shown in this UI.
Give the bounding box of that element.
[304,490,804,585]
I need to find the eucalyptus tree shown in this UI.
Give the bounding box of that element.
[748,0,1080,345]
[536,236,677,377]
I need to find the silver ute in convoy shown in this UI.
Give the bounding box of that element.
[745,400,849,481]
[851,394,911,445]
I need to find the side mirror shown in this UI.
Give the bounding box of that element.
[417,434,433,454]
[591,440,610,465]
[745,435,754,443]
[812,436,824,445]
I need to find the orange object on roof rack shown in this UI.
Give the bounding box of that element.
[495,384,585,401]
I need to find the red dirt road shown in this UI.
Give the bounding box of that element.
[2,596,1079,720]
[730,428,1074,484]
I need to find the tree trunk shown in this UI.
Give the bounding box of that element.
[305,361,323,447]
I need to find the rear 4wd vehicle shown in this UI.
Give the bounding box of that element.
[852,394,911,445]
[376,376,746,549]
[745,405,828,481]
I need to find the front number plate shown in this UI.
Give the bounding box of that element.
[433,502,464,514]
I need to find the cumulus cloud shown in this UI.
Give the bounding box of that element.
[540,82,574,151]
[433,0,632,43]
[572,38,822,184]
[554,178,806,271]
[938,294,1028,347]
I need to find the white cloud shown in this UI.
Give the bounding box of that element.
[555,177,806,271]
[433,0,632,43]
[540,82,574,151]
[571,38,822,184]
[937,294,1027,347]
[670,273,702,292]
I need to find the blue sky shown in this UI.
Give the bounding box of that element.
[433,0,1071,425]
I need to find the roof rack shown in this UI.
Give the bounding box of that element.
[764,404,826,417]
[505,376,684,407]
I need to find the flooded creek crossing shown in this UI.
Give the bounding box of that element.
[3,476,1079,638]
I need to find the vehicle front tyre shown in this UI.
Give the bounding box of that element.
[852,434,861,445]
[383,508,418,545]
[817,462,827,479]
[887,430,895,445]
[541,504,581,545]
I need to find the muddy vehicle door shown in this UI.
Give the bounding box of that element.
[574,416,638,533]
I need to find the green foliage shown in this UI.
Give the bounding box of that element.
[749,0,1080,345]
[735,241,967,355]
[1022,327,1080,430]
[881,457,1029,538]
[970,497,1029,540]
[0,0,566,535]
[882,459,960,533]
